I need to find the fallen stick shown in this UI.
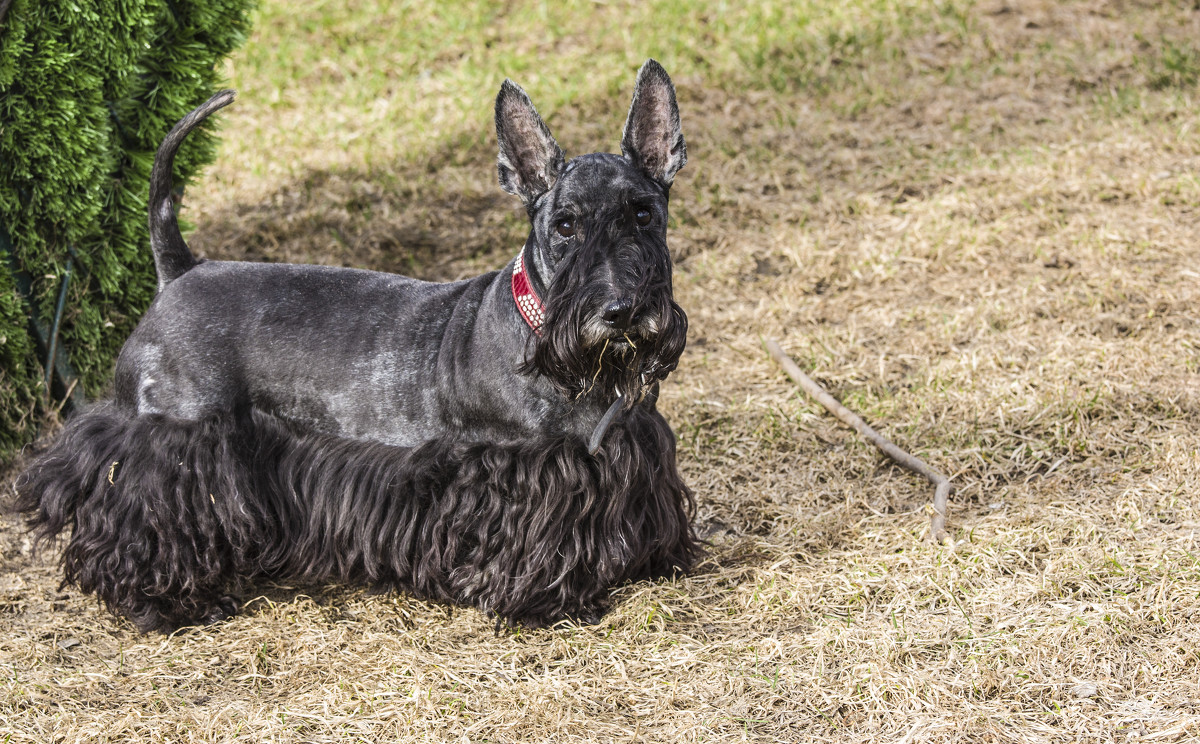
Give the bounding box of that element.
[765,338,952,542]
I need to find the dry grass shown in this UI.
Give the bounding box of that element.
[4,0,1200,741]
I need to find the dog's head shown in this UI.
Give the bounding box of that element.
[495,59,688,404]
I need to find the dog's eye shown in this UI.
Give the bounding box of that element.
[555,218,577,238]
[635,208,652,226]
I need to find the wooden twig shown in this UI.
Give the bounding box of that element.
[765,338,953,542]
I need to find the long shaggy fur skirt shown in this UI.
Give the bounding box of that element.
[16,404,699,632]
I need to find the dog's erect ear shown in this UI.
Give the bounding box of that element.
[495,79,566,206]
[621,59,687,188]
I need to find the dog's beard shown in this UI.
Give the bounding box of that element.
[522,232,687,405]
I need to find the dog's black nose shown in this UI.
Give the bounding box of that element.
[602,298,636,330]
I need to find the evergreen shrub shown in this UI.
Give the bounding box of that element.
[0,0,254,459]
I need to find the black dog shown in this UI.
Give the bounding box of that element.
[16,60,699,632]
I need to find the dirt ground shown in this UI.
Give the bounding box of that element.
[3,1,1200,741]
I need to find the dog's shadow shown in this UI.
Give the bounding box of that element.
[189,107,571,283]
[233,580,450,630]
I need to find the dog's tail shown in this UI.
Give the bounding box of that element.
[148,89,236,292]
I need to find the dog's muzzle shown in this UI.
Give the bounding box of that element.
[583,297,664,348]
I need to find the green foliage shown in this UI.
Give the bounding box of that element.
[0,0,253,459]
[0,263,38,446]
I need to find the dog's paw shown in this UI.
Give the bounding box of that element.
[573,604,608,626]
[200,595,240,626]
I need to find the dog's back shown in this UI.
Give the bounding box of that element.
[114,258,540,445]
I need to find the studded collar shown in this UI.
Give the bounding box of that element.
[511,245,545,335]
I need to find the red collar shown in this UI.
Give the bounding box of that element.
[511,246,545,335]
